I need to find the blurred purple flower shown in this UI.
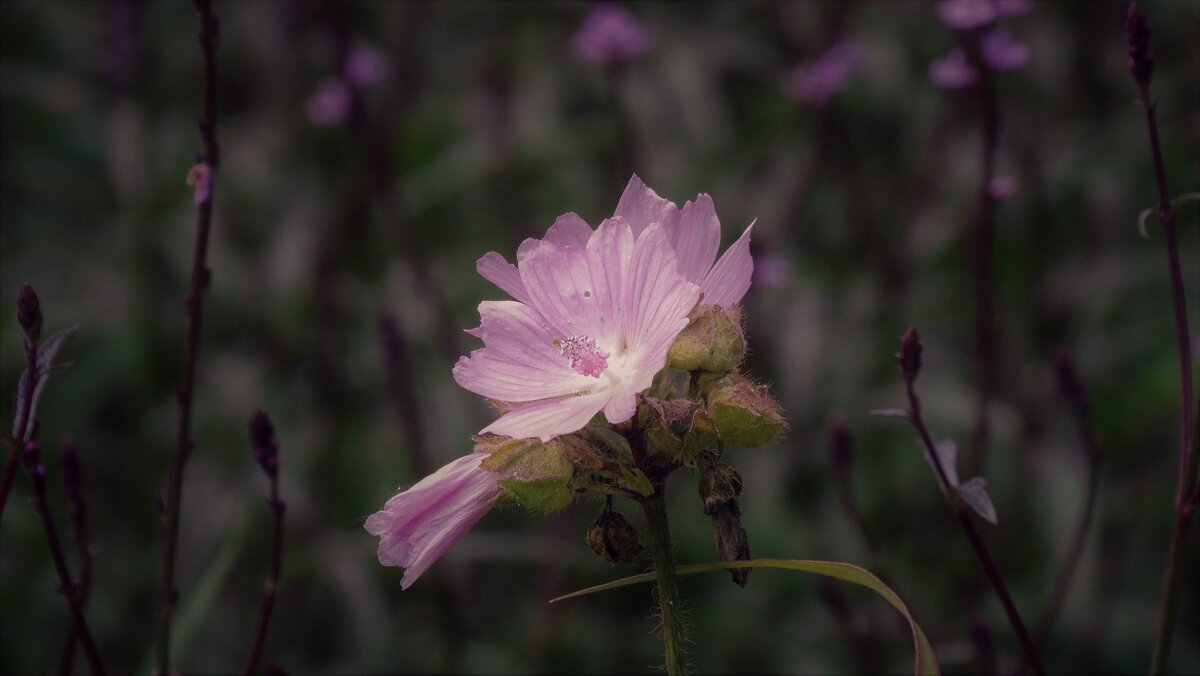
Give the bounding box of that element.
[571,3,650,66]
[930,48,978,89]
[753,253,793,290]
[365,452,499,589]
[344,44,385,89]
[981,28,1030,70]
[186,162,212,204]
[305,77,351,126]
[994,0,1032,17]
[460,175,753,441]
[937,0,996,30]
[989,175,1019,199]
[783,40,861,107]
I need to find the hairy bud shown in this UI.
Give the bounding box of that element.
[17,282,42,343]
[586,504,641,563]
[668,304,746,373]
[896,327,923,382]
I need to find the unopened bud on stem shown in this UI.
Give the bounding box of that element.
[17,283,42,343]
[896,327,923,382]
[249,409,279,477]
[1125,3,1153,88]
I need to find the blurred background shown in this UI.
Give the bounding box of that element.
[2,0,1198,673]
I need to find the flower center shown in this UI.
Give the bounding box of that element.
[557,335,609,378]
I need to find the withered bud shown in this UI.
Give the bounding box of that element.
[17,282,42,343]
[249,408,279,476]
[586,505,642,564]
[826,417,853,481]
[1126,3,1153,87]
[896,327,922,382]
[1051,347,1089,416]
[698,462,742,515]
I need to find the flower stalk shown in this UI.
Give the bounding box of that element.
[896,328,1045,675]
[639,482,686,676]
[243,410,285,676]
[58,439,95,675]
[157,1,219,672]
[1124,4,1198,672]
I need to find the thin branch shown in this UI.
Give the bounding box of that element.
[0,284,43,522]
[896,328,1045,675]
[58,439,94,676]
[1032,350,1100,646]
[243,410,285,676]
[22,442,106,676]
[157,1,219,672]
[1126,4,1199,672]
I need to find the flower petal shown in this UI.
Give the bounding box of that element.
[670,194,721,284]
[543,213,593,249]
[585,217,635,349]
[614,174,680,239]
[482,391,610,442]
[623,223,701,384]
[699,222,754,307]
[365,453,499,589]
[517,240,608,347]
[453,301,595,401]
[476,252,531,304]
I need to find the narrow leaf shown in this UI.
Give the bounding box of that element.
[958,477,998,525]
[869,408,910,419]
[618,465,654,497]
[551,558,939,676]
[11,326,79,438]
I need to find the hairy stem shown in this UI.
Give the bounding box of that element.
[157,1,219,672]
[639,485,686,676]
[904,378,1045,675]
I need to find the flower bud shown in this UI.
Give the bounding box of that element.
[896,327,922,382]
[586,505,642,564]
[17,282,42,343]
[668,305,746,373]
[1126,3,1153,88]
[249,408,279,477]
[707,373,786,447]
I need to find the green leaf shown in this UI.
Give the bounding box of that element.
[498,478,571,512]
[618,465,654,497]
[551,558,939,676]
[1138,192,1200,238]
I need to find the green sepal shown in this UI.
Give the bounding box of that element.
[708,373,786,447]
[586,426,634,463]
[649,367,691,399]
[618,465,655,497]
[498,478,572,512]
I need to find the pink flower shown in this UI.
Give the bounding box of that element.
[937,0,996,30]
[344,44,385,89]
[365,452,500,589]
[930,48,978,89]
[186,162,213,204]
[455,216,702,441]
[571,3,650,65]
[783,40,862,107]
[305,77,351,126]
[981,28,1030,71]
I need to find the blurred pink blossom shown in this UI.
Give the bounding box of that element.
[937,0,996,30]
[344,44,385,88]
[994,0,1033,18]
[305,77,351,126]
[571,3,650,65]
[981,28,1030,70]
[365,453,499,589]
[989,175,1020,199]
[753,253,793,289]
[783,40,861,107]
[459,175,753,441]
[930,48,978,89]
[186,162,212,204]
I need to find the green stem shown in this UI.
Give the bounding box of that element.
[640,485,686,676]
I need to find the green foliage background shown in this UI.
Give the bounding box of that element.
[1,1,1197,673]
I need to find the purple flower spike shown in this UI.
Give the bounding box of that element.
[937,0,996,30]
[783,39,862,107]
[982,28,1031,71]
[365,453,500,589]
[344,44,385,89]
[571,3,650,66]
[930,48,978,89]
[305,77,352,126]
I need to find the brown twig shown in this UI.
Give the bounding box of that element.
[156,1,219,672]
[58,439,94,676]
[895,328,1045,675]
[243,410,285,676]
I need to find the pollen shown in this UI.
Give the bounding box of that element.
[557,335,609,377]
